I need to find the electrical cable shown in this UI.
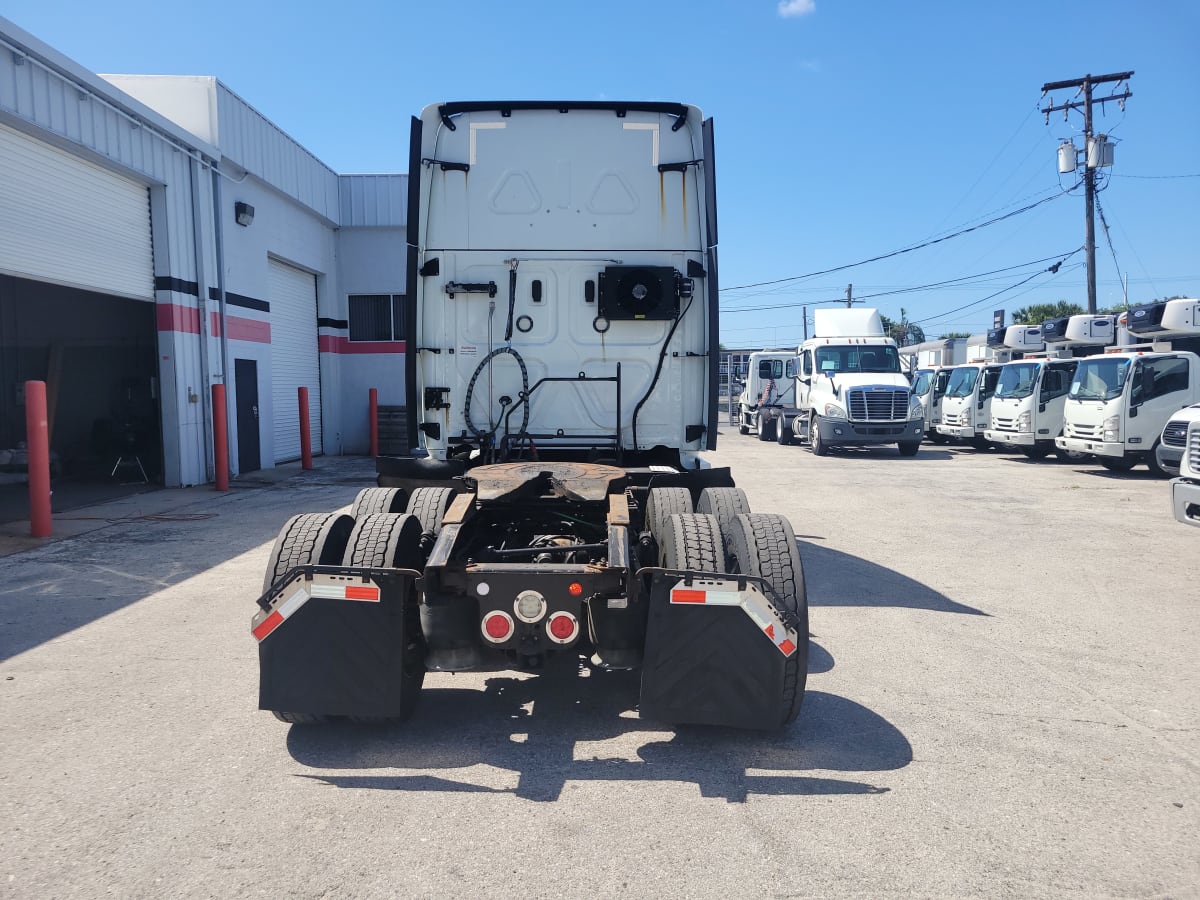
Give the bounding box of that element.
[1093,193,1123,293]
[631,290,696,451]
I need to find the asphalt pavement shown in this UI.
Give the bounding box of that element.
[1,441,1197,898]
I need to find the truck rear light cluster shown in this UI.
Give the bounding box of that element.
[481,610,515,642]
[514,590,547,623]
[546,612,579,644]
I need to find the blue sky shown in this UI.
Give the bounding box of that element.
[5,1,1197,346]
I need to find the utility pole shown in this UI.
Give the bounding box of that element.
[1041,71,1133,314]
[844,284,853,308]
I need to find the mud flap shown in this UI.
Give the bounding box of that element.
[639,573,798,730]
[254,568,420,718]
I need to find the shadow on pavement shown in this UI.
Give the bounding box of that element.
[800,542,988,616]
[286,657,911,803]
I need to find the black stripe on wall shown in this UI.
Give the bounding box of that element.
[209,287,270,312]
[318,317,348,330]
[155,276,199,296]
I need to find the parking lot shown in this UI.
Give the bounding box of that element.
[1,434,1197,898]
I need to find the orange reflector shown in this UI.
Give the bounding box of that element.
[672,589,707,604]
[252,610,284,641]
[345,585,380,601]
[568,582,583,597]
[778,638,797,657]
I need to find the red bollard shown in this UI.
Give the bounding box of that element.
[298,386,313,470]
[24,380,52,537]
[369,387,379,458]
[212,384,229,492]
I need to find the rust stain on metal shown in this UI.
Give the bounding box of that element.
[472,462,626,502]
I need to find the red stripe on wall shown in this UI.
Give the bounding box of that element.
[156,303,200,334]
[318,336,407,354]
[212,312,271,343]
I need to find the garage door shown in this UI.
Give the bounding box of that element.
[0,121,153,300]
[269,258,322,462]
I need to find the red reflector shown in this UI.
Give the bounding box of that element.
[568,582,583,597]
[779,639,797,657]
[484,613,512,640]
[549,614,575,640]
[344,585,380,601]
[672,589,706,604]
[252,610,284,641]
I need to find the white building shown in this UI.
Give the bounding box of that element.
[0,16,409,487]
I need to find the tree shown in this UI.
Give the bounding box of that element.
[880,307,925,346]
[1011,301,1085,325]
[937,331,972,339]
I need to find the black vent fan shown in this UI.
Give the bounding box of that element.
[598,266,680,321]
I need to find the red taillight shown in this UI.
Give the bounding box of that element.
[482,611,514,642]
[568,582,583,597]
[546,612,578,644]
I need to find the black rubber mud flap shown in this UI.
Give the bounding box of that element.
[257,571,419,719]
[638,572,790,731]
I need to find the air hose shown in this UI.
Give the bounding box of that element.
[463,346,530,441]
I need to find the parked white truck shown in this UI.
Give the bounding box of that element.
[766,308,924,455]
[1056,299,1200,473]
[937,325,1044,449]
[737,351,796,440]
[252,100,809,732]
[910,366,955,443]
[984,314,1116,458]
[1169,411,1200,527]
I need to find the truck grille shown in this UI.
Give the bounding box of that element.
[992,416,1018,433]
[942,411,967,428]
[1067,422,1100,439]
[1163,420,1189,448]
[847,388,908,422]
[1188,425,1200,473]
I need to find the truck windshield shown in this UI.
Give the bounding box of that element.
[911,371,932,397]
[1070,358,1130,401]
[995,363,1039,399]
[815,345,900,374]
[944,367,979,398]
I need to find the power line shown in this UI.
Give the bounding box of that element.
[720,251,1080,314]
[912,248,1084,325]
[719,186,1080,293]
[1111,172,1200,180]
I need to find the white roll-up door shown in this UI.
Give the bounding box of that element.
[269,258,322,462]
[0,121,153,300]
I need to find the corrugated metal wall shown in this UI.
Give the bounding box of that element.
[339,174,408,227]
[216,84,340,223]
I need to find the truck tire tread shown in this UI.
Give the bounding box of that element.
[645,487,693,542]
[659,513,726,573]
[696,487,751,566]
[350,487,409,520]
[726,513,809,727]
[263,512,356,593]
[405,486,456,535]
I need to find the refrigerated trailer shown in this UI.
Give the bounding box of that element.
[252,101,808,731]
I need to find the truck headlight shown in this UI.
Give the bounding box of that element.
[823,403,846,421]
[960,407,972,426]
[1102,415,1120,442]
[1018,411,1032,433]
[909,399,924,421]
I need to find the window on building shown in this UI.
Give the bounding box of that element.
[348,294,406,341]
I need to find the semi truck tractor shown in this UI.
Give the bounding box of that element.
[1056,300,1200,474]
[1168,411,1200,527]
[736,350,796,440]
[768,308,924,455]
[252,101,808,731]
[983,315,1115,458]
